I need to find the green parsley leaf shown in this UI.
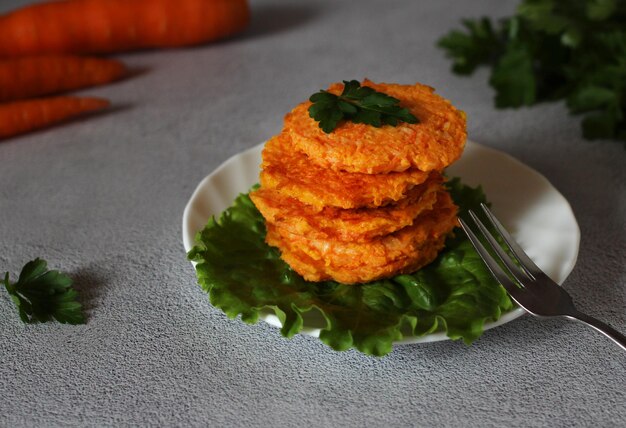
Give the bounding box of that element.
[586,0,617,21]
[581,111,617,139]
[308,80,419,133]
[489,41,537,108]
[436,17,503,75]
[188,180,512,357]
[2,258,85,324]
[567,85,617,113]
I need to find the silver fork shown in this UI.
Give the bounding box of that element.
[459,203,626,351]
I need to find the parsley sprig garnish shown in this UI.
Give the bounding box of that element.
[2,258,85,324]
[308,80,419,133]
[437,0,626,144]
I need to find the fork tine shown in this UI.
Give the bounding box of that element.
[480,203,543,279]
[458,217,522,299]
[468,210,531,284]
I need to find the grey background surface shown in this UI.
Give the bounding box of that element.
[1,0,625,426]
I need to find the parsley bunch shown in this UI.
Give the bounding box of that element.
[2,258,84,324]
[308,80,418,133]
[438,0,626,144]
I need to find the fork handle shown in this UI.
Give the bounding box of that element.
[566,311,626,352]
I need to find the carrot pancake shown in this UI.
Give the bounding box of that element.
[265,191,458,284]
[260,132,430,209]
[284,79,467,174]
[250,174,442,242]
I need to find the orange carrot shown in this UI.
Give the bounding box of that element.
[0,55,127,102]
[0,0,250,57]
[0,96,109,139]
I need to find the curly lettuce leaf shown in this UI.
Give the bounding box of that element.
[187,179,513,356]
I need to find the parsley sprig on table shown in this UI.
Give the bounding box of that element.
[2,258,84,324]
[308,80,418,133]
[437,0,626,144]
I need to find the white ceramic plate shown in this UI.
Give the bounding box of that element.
[182,141,580,344]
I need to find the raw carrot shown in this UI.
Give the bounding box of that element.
[0,55,127,102]
[0,96,110,139]
[0,0,250,57]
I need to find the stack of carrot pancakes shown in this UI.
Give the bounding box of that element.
[250,80,466,284]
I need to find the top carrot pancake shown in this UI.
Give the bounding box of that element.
[284,79,467,174]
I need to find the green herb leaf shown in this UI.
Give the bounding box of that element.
[437,17,503,75]
[188,180,513,357]
[581,111,617,139]
[308,80,419,133]
[567,85,617,113]
[2,258,85,324]
[586,0,617,21]
[489,41,537,107]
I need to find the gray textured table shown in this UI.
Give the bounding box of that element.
[1,0,625,426]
